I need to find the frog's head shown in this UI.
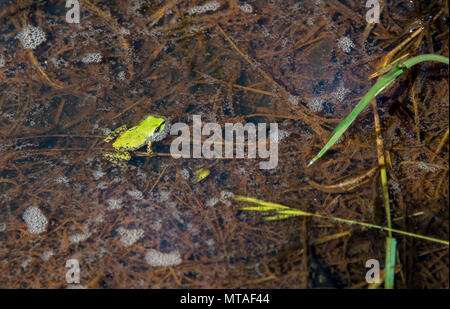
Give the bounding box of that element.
[139,115,168,141]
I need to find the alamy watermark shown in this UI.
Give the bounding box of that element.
[65,258,80,284]
[170,115,279,170]
[365,259,380,283]
[366,0,380,23]
[65,0,80,24]
[65,0,379,25]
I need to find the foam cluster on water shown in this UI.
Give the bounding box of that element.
[17,25,46,50]
[332,86,351,103]
[127,190,143,200]
[288,94,299,106]
[69,232,91,244]
[107,198,123,210]
[388,179,401,194]
[188,1,220,15]
[270,129,290,143]
[117,71,126,81]
[238,3,253,13]
[418,162,438,173]
[117,227,144,247]
[205,190,235,207]
[22,206,48,234]
[220,190,235,207]
[180,168,190,180]
[337,36,355,53]
[49,57,69,69]
[41,250,54,261]
[145,249,182,267]
[82,52,102,64]
[307,97,324,112]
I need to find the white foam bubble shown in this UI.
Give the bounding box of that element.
[337,36,355,53]
[188,1,220,15]
[23,206,48,234]
[145,249,182,267]
[17,25,46,50]
[82,52,102,64]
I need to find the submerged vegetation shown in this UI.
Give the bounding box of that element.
[0,0,448,289]
[304,53,448,288]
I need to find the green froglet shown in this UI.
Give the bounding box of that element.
[104,115,169,166]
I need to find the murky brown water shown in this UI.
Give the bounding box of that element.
[0,0,448,288]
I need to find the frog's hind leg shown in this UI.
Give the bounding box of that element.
[104,150,131,169]
[104,125,128,143]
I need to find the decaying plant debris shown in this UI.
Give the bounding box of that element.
[0,0,448,288]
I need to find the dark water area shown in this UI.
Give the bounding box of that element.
[0,0,448,288]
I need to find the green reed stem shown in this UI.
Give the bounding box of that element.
[385,237,397,289]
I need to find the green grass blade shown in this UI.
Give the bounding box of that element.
[264,214,299,220]
[241,206,280,211]
[308,68,403,166]
[236,195,449,245]
[308,54,449,166]
[402,54,449,68]
[234,195,291,210]
[384,237,397,289]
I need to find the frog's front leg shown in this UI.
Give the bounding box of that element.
[104,125,128,143]
[147,141,156,156]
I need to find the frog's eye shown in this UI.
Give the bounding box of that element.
[155,121,165,133]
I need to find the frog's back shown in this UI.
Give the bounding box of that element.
[112,126,148,150]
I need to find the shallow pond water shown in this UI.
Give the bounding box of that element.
[0,0,448,288]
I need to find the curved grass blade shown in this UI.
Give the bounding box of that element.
[402,54,449,68]
[308,54,449,166]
